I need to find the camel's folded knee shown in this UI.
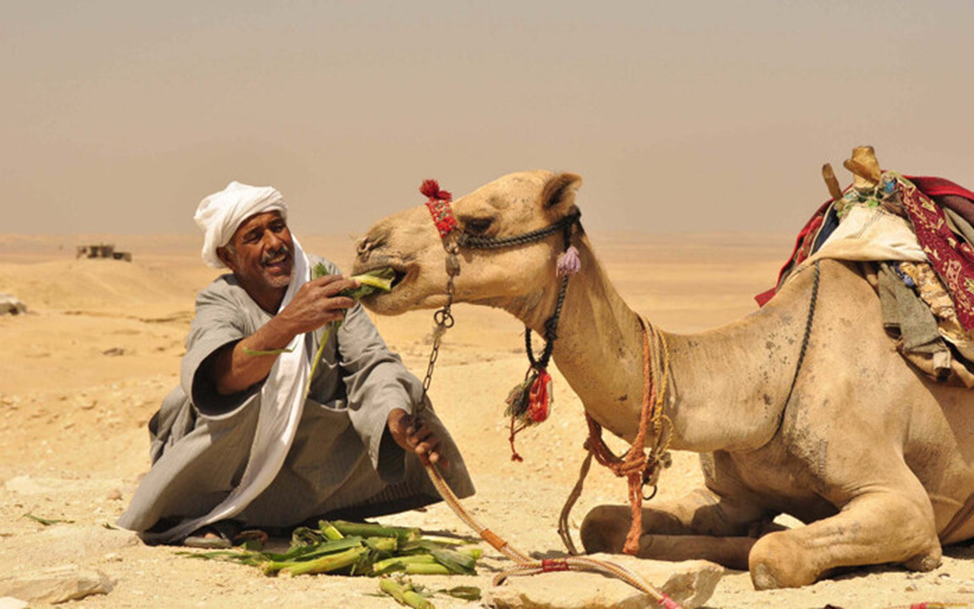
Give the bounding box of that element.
[580,505,630,554]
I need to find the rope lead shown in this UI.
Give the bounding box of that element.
[424,462,681,608]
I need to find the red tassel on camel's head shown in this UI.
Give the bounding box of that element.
[421,179,457,238]
[421,179,452,202]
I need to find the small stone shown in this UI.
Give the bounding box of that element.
[905,583,918,591]
[0,565,113,604]
[105,488,122,501]
[0,597,28,609]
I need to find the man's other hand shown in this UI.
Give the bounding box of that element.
[387,408,448,468]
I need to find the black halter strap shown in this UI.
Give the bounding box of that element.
[457,210,581,250]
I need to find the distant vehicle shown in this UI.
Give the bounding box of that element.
[76,243,132,262]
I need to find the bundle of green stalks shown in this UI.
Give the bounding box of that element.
[178,519,483,579]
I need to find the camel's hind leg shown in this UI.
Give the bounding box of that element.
[580,487,768,569]
[748,489,941,589]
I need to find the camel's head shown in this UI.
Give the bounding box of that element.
[353,170,583,316]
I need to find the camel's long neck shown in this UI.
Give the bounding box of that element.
[510,234,809,452]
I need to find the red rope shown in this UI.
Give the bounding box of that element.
[585,318,665,555]
[508,417,525,462]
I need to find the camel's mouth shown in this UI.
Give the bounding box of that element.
[353,262,410,296]
[389,267,408,290]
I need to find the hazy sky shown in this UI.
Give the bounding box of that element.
[3,1,974,236]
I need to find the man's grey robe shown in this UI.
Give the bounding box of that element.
[117,257,474,542]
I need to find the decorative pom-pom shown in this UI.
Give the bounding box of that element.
[556,245,581,277]
[420,179,452,202]
[422,179,457,237]
[420,179,439,198]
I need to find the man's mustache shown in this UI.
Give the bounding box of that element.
[261,244,290,265]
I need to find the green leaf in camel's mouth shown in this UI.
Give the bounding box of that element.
[347,267,396,298]
[313,263,396,300]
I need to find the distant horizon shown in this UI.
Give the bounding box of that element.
[0,229,797,264]
[0,227,799,238]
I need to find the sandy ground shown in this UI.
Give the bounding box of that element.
[2,232,973,608]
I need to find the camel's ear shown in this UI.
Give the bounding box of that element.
[541,172,583,212]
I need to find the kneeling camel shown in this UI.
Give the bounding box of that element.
[352,170,974,589]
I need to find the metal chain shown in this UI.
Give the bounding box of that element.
[420,241,460,407]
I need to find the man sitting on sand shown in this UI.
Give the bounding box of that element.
[117,181,473,547]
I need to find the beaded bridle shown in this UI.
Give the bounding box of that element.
[419,180,582,456]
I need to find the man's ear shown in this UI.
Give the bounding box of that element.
[216,245,235,270]
[541,172,583,214]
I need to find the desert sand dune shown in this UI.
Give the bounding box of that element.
[2,232,973,608]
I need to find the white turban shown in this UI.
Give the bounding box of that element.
[194,181,289,268]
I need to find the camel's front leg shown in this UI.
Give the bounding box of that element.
[580,486,769,569]
[748,490,941,589]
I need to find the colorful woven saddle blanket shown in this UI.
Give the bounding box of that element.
[757,173,974,387]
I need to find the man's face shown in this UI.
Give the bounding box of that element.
[219,211,294,291]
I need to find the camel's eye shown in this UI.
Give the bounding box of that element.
[463,217,494,235]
